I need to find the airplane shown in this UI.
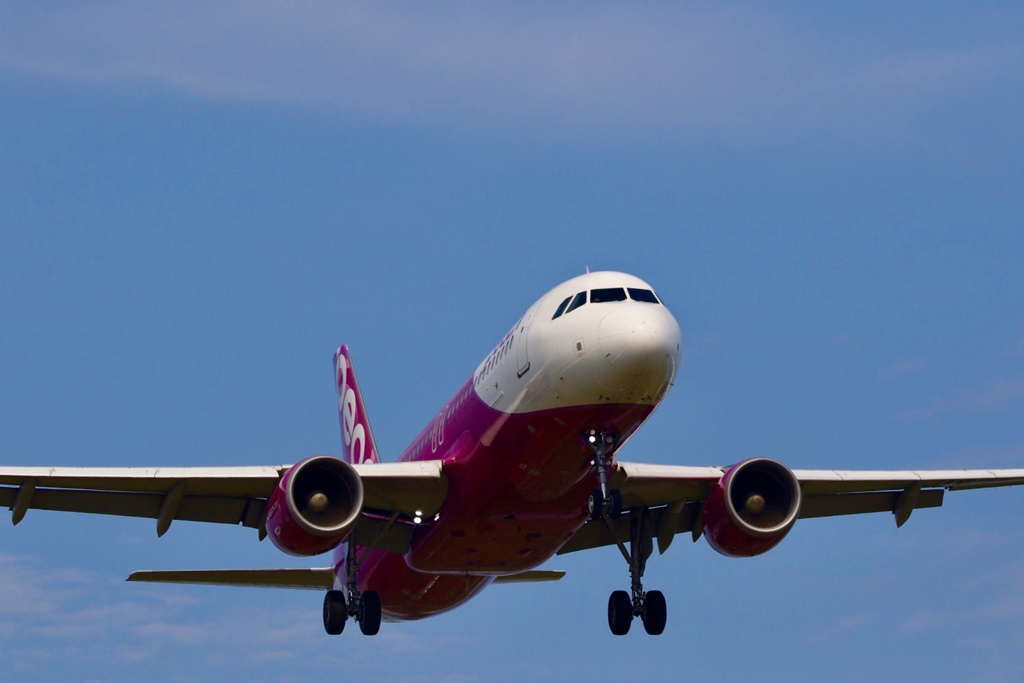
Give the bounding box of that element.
[3,270,1024,637]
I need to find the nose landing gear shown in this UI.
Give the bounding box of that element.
[587,431,623,521]
[587,430,667,636]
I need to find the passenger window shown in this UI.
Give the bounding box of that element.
[552,296,572,319]
[590,287,627,303]
[627,288,660,304]
[565,291,587,315]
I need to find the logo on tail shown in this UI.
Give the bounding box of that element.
[334,345,380,464]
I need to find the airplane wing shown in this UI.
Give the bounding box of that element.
[559,462,1024,556]
[7,459,1023,559]
[0,461,447,553]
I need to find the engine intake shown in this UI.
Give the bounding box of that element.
[703,458,802,558]
[265,455,364,557]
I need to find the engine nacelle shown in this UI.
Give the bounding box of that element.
[265,455,364,557]
[702,458,802,558]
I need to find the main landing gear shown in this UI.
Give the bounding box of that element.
[606,510,666,636]
[323,543,382,636]
[587,430,667,636]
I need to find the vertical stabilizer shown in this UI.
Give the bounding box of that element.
[333,345,381,464]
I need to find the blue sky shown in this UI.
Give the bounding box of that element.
[1,2,1023,680]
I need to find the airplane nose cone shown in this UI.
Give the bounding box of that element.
[597,306,681,392]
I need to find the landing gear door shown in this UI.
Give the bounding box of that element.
[516,312,533,378]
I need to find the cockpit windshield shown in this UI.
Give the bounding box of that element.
[628,288,660,304]
[565,291,587,315]
[590,287,627,303]
[552,285,661,319]
[551,296,572,320]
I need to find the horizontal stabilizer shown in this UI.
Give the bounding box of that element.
[492,570,565,584]
[127,568,335,590]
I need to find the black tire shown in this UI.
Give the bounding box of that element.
[609,489,623,519]
[608,590,632,636]
[642,590,667,636]
[588,490,603,521]
[359,590,382,636]
[323,590,347,635]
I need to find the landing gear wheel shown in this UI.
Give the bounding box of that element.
[589,488,624,521]
[588,490,603,520]
[323,590,347,635]
[359,590,382,636]
[641,590,667,635]
[609,489,623,519]
[608,590,632,636]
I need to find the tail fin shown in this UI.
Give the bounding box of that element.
[333,345,381,464]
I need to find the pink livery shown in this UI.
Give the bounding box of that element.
[7,270,1024,638]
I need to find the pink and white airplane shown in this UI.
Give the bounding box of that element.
[4,270,1024,636]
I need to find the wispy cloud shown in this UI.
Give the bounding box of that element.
[0,2,1020,141]
[1000,330,1024,358]
[878,357,929,381]
[0,553,93,618]
[0,554,482,679]
[844,44,1019,92]
[897,561,1024,638]
[933,440,1024,469]
[899,374,1024,421]
[804,612,875,642]
[0,555,301,661]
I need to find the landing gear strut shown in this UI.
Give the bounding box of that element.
[322,542,382,636]
[587,430,667,636]
[605,506,666,635]
[587,431,622,520]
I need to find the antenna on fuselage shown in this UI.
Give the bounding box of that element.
[585,265,590,273]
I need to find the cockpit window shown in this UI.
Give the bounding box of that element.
[590,287,627,303]
[552,296,572,320]
[565,291,587,315]
[628,288,660,304]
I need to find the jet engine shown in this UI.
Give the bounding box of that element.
[702,458,802,558]
[264,455,364,556]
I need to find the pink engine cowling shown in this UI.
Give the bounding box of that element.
[702,458,802,558]
[264,455,364,556]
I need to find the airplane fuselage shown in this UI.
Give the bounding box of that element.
[343,271,682,619]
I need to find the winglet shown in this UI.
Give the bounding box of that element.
[333,345,381,464]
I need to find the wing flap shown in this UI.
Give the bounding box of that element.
[610,462,722,508]
[354,460,447,517]
[0,487,265,527]
[799,489,944,519]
